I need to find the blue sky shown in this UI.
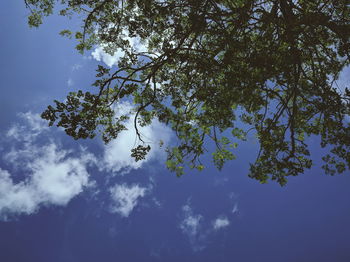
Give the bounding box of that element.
[1,1,350,262]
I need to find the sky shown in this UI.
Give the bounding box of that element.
[1,2,350,262]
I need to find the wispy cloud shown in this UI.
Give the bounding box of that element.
[212,216,230,231]
[179,202,207,252]
[71,63,82,71]
[232,203,239,214]
[67,78,74,87]
[6,112,48,143]
[179,196,238,251]
[109,183,149,217]
[0,143,93,220]
[180,204,203,237]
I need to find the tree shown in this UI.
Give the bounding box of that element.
[25,0,350,185]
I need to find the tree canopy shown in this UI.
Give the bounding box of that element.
[25,0,350,185]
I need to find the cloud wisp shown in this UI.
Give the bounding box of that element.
[212,216,230,231]
[180,204,203,238]
[179,197,237,252]
[179,202,207,252]
[6,111,48,143]
[0,135,94,220]
[109,183,150,217]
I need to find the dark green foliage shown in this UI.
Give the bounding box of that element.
[26,0,350,185]
[131,145,151,161]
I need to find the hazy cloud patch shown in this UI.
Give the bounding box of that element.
[109,183,149,217]
[212,216,230,231]
[71,63,82,71]
[6,112,48,143]
[179,197,238,251]
[67,78,74,87]
[179,202,207,252]
[180,204,203,237]
[232,203,239,214]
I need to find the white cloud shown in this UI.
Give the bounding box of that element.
[179,202,207,252]
[336,65,350,123]
[0,144,93,219]
[212,216,230,231]
[180,204,203,237]
[109,183,148,217]
[91,30,148,68]
[6,112,48,142]
[179,199,236,250]
[181,213,202,237]
[100,102,172,174]
[92,45,125,68]
[1,104,170,219]
[0,112,95,220]
[0,168,38,216]
[28,144,92,205]
[337,65,350,93]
